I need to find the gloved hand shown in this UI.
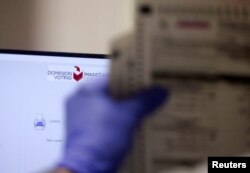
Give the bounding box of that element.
[58,79,168,173]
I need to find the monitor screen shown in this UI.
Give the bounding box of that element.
[0,50,110,173]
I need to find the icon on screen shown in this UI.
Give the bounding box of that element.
[73,66,84,81]
[34,114,46,130]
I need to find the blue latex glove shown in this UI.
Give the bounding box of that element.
[58,79,168,173]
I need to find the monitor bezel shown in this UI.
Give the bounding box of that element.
[0,49,107,59]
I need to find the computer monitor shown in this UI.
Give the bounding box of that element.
[0,49,110,173]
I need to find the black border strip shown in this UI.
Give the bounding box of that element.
[0,49,108,59]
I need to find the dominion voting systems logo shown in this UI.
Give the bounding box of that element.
[48,65,84,82]
[48,65,106,82]
[73,66,84,81]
